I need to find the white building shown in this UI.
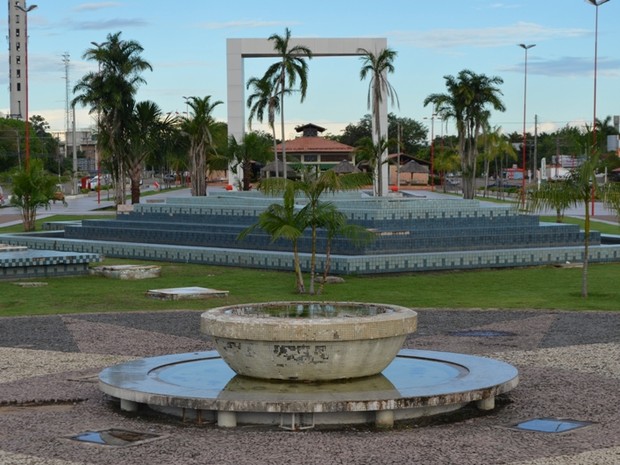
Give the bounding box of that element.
[7,0,31,120]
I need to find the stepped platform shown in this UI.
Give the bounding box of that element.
[2,192,620,274]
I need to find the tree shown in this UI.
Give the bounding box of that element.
[73,32,152,205]
[354,136,394,187]
[358,47,399,196]
[263,28,312,180]
[9,159,63,232]
[227,131,272,191]
[424,69,505,199]
[181,96,223,196]
[478,126,517,197]
[246,75,286,178]
[529,131,599,298]
[126,101,175,203]
[239,181,308,293]
[260,169,370,294]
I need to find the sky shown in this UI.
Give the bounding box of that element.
[2,0,619,141]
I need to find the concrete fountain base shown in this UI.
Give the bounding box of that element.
[99,349,518,429]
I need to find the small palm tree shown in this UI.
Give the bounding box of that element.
[263,28,312,180]
[358,47,399,196]
[239,182,308,293]
[227,131,272,191]
[181,96,223,196]
[355,136,394,194]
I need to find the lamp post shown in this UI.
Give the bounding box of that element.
[15,2,38,171]
[424,114,436,191]
[586,0,610,216]
[518,43,535,208]
[91,41,104,204]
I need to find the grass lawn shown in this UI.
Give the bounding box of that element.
[1,257,619,316]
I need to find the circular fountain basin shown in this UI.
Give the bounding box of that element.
[200,302,418,381]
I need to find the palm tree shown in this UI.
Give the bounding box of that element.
[246,75,291,178]
[239,182,308,293]
[126,101,175,204]
[479,126,517,198]
[181,96,223,196]
[358,47,399,196]
[260,169,370,294]
[529,133,600,298]
[355,136,394,193]
[227,131,272,191]
[263,28,312,180]
[73,32,152,205]
[424,69,505,199]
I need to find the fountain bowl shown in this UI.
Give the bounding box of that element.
[200,301,418,381]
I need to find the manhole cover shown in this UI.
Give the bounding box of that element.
[449,330,516,337]
[69,429,162,447]
[511,418,593,433]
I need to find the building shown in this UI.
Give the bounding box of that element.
[50,129,98,172]
[7,0,31,120]
[271,123,355,174]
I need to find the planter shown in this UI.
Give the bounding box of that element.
[201,301,417,381]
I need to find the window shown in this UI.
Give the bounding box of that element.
[16,83,21,91]
[16,28,20,37]
[16,69,21,78]
[16,42,20,51]
[16,14,20,23]
[16,56,21,64]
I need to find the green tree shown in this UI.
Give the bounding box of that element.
[73,32,152,205]
[227,131,272,191]
[354,136,394,187]
[9,159,63,232]
[260,169,370,294]
[478,126,517,197]
[358,48,399,196]
[181,96,223,196]
[424,69,505,199]
[529,131,599,298]
[126,101,175,203]
[246,75,285,177]
[239,182,307,293]
[263,28,312,180]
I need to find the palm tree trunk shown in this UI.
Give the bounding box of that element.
[280,68,287,181]
[293,241,305,293]
[308,225,317,295]
[582,199,590,298]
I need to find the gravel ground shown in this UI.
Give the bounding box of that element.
[0,308,619,465]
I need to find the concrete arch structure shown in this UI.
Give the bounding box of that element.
[226,37,389,195]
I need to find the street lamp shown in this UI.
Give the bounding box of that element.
[424,114,436,191]
[15,2,38,171]
[586,0,610,216]
[518,43,535,208]
[586,0,610,148]
[91,41,104,204]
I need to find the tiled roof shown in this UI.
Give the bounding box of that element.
[275,136,354,153]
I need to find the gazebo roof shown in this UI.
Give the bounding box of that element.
[275,137,354,154]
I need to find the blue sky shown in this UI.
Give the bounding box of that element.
[2,0,619,140]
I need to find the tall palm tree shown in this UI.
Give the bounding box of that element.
[263,28,312,180]
[358,47,399,196]
[246,75,286,177]
[73,32,152,205]
[478,125,517,198]
[424,69,505,199]
[181,96,223,196]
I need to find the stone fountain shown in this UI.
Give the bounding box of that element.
[99,302,518,429]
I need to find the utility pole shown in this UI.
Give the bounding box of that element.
[62,53,70,163]
[533,114,538,184]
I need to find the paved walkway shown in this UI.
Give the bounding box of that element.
[0,309,618,464]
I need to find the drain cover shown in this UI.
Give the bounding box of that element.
[449,330,516,337]
[70,429,161,447]
[512,418,592,433]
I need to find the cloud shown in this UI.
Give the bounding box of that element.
[391,22,589,49]
[73,2,122,12]
[197,20,298,30]
[67,18,148,30]
[500,56,620,77]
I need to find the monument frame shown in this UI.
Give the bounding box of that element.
[226,37,389,195]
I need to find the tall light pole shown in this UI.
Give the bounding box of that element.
[518,43,535,208]
[15,2,38,171]
[587,0,610,147]
[424,114,436,191]
[586,0,610,216]
[91,41,104,204]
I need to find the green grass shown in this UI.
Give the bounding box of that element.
[1,258,619,316]
[539,216,620,235]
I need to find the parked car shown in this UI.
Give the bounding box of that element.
[0,185,4,206]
